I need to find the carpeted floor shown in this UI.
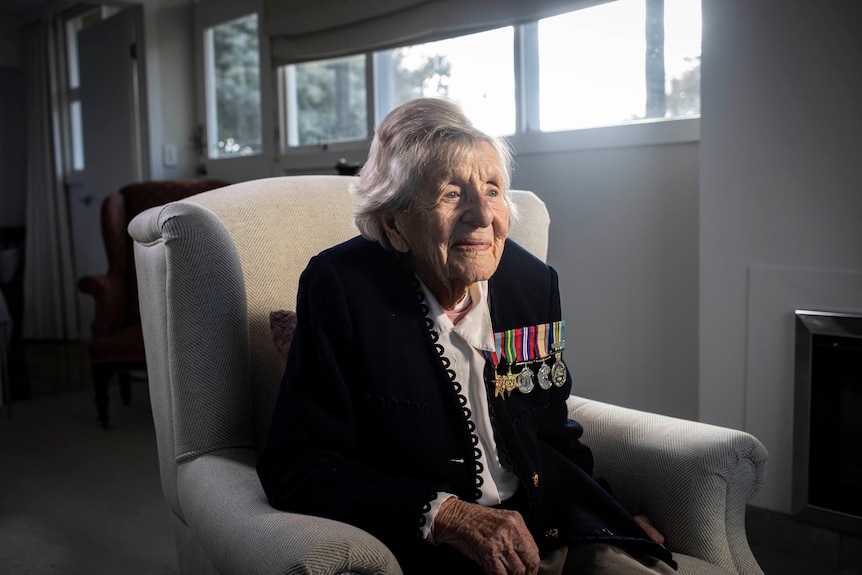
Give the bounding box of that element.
[0,378,178,574]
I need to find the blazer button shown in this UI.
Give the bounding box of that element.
[532,472,539,487]
[544,528,559,538]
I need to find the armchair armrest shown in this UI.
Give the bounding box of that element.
[178,448,403,575]
[567,396,767,575]
[77,272,127,334]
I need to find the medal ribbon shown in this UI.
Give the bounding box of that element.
[486,321,566,367]
[536,323,548,358]
[552,320,565,352]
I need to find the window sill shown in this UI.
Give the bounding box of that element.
[277,116,700,174]
[509,116,700,156]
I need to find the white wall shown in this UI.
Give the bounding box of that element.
[699,0,862,512]
[143,0,199,180]
[513,140,700,420]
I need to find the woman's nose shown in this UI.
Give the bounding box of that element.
[461,192,494,227]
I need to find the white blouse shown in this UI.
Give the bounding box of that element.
[418,279,521,538]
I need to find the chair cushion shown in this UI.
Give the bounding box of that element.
[675,552,735,575]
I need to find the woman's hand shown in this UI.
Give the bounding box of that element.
[432,498,540,575]
[633,514,665,546]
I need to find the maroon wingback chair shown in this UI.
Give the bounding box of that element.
[78,179,228,428]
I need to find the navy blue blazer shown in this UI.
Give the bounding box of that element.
[257,236,674,572]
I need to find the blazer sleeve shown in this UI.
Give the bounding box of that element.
[257,253,444,546]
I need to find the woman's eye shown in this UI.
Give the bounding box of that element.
[444,190,459,199]
[488,189,499,197]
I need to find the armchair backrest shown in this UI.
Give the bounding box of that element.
[100,179,227,326]
[130,175,549,521]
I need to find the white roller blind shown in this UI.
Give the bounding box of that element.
[265,0,611,65]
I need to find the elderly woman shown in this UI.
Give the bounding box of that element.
[257,98,675,575]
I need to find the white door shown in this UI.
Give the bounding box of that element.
[71,6,147,336]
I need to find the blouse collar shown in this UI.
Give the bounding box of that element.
[418,280,495,352]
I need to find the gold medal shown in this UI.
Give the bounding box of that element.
[495,365,518,398]
[495,373,507,398]
[504,369,519,396]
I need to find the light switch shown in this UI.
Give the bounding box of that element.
[163,143,178,167]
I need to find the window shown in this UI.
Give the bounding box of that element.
[376,27,515,137]
[278,0,700,151]
[69,100,84,170]
[281,27,515,148]
[539,0,701,131]
[662,0,701,118]
[204,13,262,158]
[284,54,367,147]
[64,8,109,172]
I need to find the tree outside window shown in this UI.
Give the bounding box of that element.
[206,13,262,158]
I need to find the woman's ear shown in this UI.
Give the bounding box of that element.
[383,215,410,253]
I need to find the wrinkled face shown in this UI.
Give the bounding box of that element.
[384,141,509,304]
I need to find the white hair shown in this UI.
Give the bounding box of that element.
[351,98,514,251]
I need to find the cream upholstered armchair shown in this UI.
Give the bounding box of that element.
[130,175,767,575]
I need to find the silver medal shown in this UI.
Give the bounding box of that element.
[517,366,535,394]
[537,363,552,390]
[551,356,567,387]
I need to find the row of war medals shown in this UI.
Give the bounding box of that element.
[492,322,567,398]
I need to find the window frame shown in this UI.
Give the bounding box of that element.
[61,5,117,181]
[277,5,701,173]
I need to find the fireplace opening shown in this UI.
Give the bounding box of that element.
[793,310,862,535]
